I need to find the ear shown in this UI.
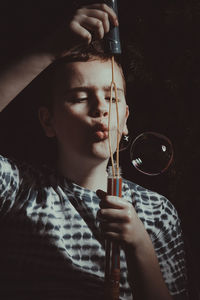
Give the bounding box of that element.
[122,105,129,136]
[38,106,55,138]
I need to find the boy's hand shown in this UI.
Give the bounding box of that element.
[96,189,151,249]
[45,3,118,60]
[69,3,118,44]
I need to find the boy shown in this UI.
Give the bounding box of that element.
[0,3,188,299]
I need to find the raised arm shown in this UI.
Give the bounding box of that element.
[0,3,118,112]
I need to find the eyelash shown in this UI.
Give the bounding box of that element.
[105,97,118,103]
[70,97,120,104]
[71,98,88,103]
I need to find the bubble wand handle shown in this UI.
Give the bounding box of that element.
[105,167,122,300]
[103,1,122,298]
[103,0,121,54]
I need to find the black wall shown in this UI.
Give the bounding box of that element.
[0,0,199,292]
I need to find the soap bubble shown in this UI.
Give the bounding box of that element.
[130,132,173,176]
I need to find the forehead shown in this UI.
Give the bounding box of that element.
[53,59,125,93]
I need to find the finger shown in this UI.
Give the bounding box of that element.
[97,190,113,209]
[89,9,110,33]
[96,189,107,199]
[97,189,126,207]
[98,208,133,223]
[69,20,92,44]
[84,3,119,26]
[102,231,120,241]
[79,16,105,39]
[79,8,110,34]
[99,195,129,209]
[100,222,122,234]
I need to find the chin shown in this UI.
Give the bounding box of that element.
[89,140,116,161]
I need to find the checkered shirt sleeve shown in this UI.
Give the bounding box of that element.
[0,155,20,212]
[153,198,188,297]
[128,180,188,298]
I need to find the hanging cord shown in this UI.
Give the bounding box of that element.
[108,56,120,177]
[105,55,121,300]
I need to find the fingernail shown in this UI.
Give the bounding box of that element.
[115,18,119,26]
[96,189,106,198]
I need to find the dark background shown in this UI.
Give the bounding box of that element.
[0,0,199,295]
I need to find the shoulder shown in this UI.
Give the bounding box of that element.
[123,178,188,296]
[0,155,58,215]
[0,154,55,192]
[0,155,19,173]
[0,155,20,190]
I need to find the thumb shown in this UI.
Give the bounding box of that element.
[96,189,107,199]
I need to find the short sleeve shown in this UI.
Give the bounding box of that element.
[153,198,188,298]
[0,155,20,212]
[122,180,188,298]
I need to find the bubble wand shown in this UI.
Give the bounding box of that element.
[103,1,122,299]
[102,2,175,299]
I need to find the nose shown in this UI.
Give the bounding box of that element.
[92,107,108,118]
[90,94,109,118]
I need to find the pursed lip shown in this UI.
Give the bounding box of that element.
[92,123,109,141]
[93,123,109,132]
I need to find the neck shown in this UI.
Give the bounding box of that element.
[57,154,109,192]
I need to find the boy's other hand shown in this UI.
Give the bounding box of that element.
[70,3,119,44]
[44,3,119,61]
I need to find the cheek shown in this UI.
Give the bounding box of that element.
[118,107,127,129]
[52,109,88,145]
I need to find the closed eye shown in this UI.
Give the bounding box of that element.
[105,97,120,103]
[70,98,88,103]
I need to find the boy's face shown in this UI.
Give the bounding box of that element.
[39,59,129,163]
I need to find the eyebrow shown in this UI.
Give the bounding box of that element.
[103,86,125,93]
[64,86,125,94]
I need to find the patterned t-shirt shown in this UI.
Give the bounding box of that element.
[0,155,188,300]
